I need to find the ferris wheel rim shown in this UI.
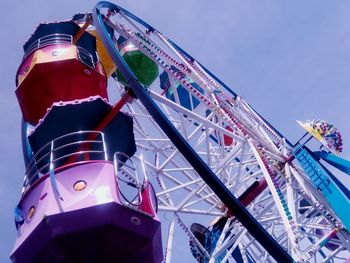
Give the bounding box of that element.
[92,2,295,262]
[91,2,349,262]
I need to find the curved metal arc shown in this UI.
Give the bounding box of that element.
[97,1,155,32]
[93,2,138,86]
[166,38,238,98]
[166,33,291,147]
[92,2,293,262]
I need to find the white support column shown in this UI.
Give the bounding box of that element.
[248,140,301,261]
[165,218,176,263]
[284,161,299,259]
[150,90,244,142]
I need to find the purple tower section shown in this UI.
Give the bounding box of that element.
[11,162,162,262]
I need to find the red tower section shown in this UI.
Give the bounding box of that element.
[15,21,108,125]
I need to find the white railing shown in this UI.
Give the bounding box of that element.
[24,34,96,68]
[23,131,107,190]
[24,33,73,59]
[77,46,96,68]
[114,152,144,206]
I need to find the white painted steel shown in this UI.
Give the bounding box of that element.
[98,7,350,263]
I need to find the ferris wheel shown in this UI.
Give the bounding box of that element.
[91,2,350,263]
[11,1,350,263]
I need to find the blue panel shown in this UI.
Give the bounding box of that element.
[21,119,33,167]
[293,144,350,230]
[190,218,243,263]
[315,151,350,176]
[160,68,203,111]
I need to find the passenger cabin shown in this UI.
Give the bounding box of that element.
[12,129,162,262]
[15,20,107,125]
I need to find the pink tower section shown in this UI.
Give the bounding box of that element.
[11,161,162,263]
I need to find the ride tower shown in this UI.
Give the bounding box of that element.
[12,12,162,263]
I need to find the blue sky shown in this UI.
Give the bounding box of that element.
[1,1,350,262]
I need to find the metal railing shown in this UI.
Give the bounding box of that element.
[23,34,96,69]
[24,33,73,59]
[114,153,158,214]
[23,131,107,190]
[77,46,96,68]
[114,152,143,206]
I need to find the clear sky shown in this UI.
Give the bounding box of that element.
[1,1,350,262]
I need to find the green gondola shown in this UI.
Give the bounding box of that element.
[116,35,159,87]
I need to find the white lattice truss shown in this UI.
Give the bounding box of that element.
[100,8,350,263]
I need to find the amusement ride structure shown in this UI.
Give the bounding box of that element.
[11,1,350,262]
